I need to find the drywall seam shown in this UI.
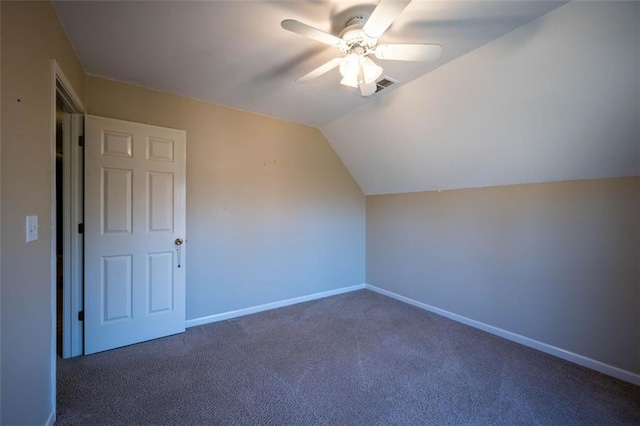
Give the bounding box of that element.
[365,284,640,386]
[186,284,366,328]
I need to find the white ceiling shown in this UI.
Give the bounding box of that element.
[53,1,638,195]
[53,0,565,127]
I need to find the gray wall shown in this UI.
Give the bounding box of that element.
[1,1,86,424]
[367,177,640,374]
[85,76,366,322]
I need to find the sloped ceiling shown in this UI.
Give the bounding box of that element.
[320,1,640,194]
[53,1,639,195]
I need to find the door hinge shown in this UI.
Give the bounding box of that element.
[78,223,84,234]
[78,135,85,147]
[78,310,84,321]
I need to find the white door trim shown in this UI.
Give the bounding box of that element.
[51,59,85,421]
[54,61,85,114]
[61,113,84,358]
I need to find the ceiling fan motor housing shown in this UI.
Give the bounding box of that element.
[339,16,376,53]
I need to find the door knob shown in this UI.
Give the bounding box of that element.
[175,238,184,268]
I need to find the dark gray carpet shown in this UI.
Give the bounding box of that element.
[57,290,640,425]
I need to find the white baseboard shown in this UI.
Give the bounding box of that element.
[365,284,640,386]
[44,409,55,426]
[186,284,366,328]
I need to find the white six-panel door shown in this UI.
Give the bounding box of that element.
[84,115,186,354]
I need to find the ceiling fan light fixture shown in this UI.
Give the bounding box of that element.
[340,75,360,88]
[339,53,383,88]
[339,53,362,87]
[361,56,383,84]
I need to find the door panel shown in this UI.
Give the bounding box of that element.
[148,172,174,232]
[84,115,186,354]
[102,255,133,322]
[103,168,133,234]
[148,252,174,313]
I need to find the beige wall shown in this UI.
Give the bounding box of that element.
[367,177,640,374]
[85,76,366,320]
[1,1,85,424]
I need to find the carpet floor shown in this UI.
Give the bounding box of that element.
[57,290,640,425]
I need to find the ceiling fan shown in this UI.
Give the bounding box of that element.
[281,0,442,97]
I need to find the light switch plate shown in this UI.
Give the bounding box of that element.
[26,215,38,242]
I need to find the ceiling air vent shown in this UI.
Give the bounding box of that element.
[375,77,397,93]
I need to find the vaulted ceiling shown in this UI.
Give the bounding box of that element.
[53,1,639,195]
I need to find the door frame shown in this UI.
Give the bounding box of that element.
[50,59,85,418]
[60,112,84,358]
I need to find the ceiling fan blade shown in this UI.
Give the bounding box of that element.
[362,0,411,40]
[296,58,343,83]
[375,43,442,62]
[359,81,377,97]
[281,19,345,48]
